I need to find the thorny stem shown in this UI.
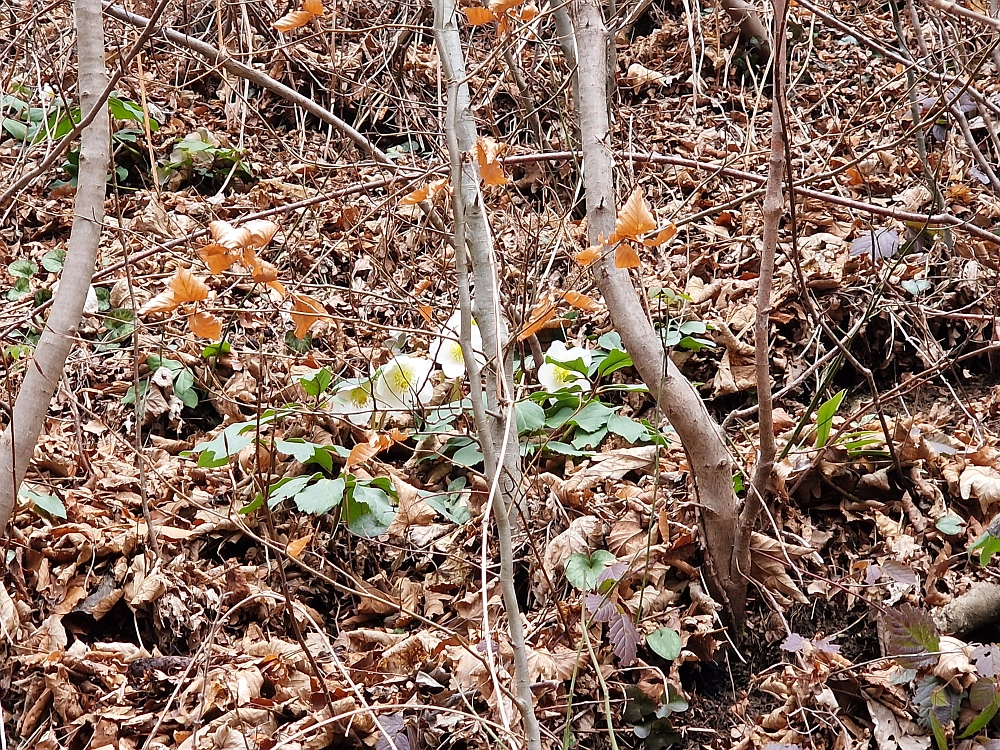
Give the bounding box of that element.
[434,0,542,747]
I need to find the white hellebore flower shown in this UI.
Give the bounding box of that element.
[328,379,376,428]
[374,355,434,414]
[538,340,592,392]
[430,311,485,379]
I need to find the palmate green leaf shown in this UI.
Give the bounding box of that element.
[607,413,648,443]
[346,482,395,537]
[515,399,545,434]
[814,389,846,448]
[570,401,616,432]
[293,477,346,515]
[565,550,616,591]
[646,627,682,660]
[969,517,1000,565]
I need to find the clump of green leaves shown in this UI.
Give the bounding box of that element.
[159,129,251,191]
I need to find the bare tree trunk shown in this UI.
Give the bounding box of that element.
[570,0,747,628]
[434,1,541,746]
[0,0,110,534]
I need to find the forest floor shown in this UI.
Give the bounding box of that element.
[2,0,1000,748]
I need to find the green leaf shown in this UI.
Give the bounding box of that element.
[192,420,260,468]
[202,341,231,358]
[300,368,333,398]
[265,474,320,509]
[274,439,334,471]
[565,550,616,591]
[2,117,28,141]
[41,248,66,273]
[814,389,846,448]
[422,485,471,524]
[20,487,67,519]
[449,440,483,467]
[646,627,682,660]
[8,259,36,279]
[545,404,578,429]
[543,441,591,457]
[597,332,623,350]
[884,603,940,667]
[607,413,648,443]
[935,514,965,536]
[515,399,546,434]
[969,530,1000,566]
[346,482,395,537]
[572,427,607,450]
[570,401,616,432]
[596,348,633,377]
[293,477,346,515]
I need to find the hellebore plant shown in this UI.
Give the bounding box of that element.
[538,340,592,393]
[430,310,485,378]
[374,354,434,414]
[328,378,377,428]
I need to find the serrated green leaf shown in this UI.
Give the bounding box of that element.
[293,477,345,515]
[570,401,616,432]
[346,483,395,537]
[515,399,546,434]
[565,550,616,591]
[607,413,648,443]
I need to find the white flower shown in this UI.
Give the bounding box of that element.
[328,379,376,427]
[374,355,434,414]
[538,340,592,392]
[430,311,485,379]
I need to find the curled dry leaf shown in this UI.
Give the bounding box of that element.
[273,9,314,31]
[517,298,558,341]
[289,293,328,339]
[574,245,602,266]
[542,515,603,576]
[615,243,641,269]
[302,0,324,14]
[286,535,312,559]
[346,433,393,470]
[562,290,600,311]
[490,0,525,12]
[462,6,495,25]
[476,136,508,186]
[959,464,1000,514]
[400,177,449,206]
[198,242,240,274]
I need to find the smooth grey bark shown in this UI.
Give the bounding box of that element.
[0,0,110,533]
[570,0,746,627]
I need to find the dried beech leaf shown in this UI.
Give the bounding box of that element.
[476,136,508,186]
[302,0,324,14]
[574,246,602,266]
[286,535,312,559]
[198,243,240,274]
[615,186,656,239]
[188,311,222,340]
[139,289,179,315]
[462,6,495,24]
[615,243,641,269]
[290,293,328,339]
[169,268,209,303]
[644,223,677,247]
[563,290,599,311]
[517,299,558,341]
[273,9,313,31]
